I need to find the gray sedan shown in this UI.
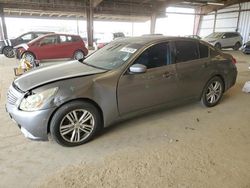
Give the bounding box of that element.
[6,36,237,146]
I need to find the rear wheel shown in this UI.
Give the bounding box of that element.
[233,42,241,50]
[3,46,14,58]
[73,50,84,60]
[215,43,221,50]
[201,76,224,107]
[50,101,101,147]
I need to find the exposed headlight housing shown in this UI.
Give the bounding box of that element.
[19,87,58,112]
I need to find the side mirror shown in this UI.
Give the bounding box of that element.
[129,64,147,74]
[222,35,226,39]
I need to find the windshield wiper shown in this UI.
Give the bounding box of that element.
[80,61,109,70]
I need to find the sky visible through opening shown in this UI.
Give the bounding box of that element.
[5,7,195,39]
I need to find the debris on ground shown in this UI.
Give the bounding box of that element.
[242,81,250,93]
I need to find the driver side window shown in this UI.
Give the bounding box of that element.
[133,42,171,69]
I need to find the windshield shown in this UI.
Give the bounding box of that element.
[83,41,142,70]
[205,32,223,39]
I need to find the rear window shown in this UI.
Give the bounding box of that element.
[199,43,209,58]
[175,41,199,63]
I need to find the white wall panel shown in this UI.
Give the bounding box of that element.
[238,2,250,43]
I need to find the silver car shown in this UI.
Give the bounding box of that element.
[6,36,237,146]
[203,32,242,50]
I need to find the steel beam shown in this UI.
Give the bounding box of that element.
[0,6,7,40]
[150,13,156,34]
[87,0,94,50]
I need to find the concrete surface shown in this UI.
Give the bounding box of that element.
[0,52,250,188]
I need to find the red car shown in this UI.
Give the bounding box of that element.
[15,33,88,64]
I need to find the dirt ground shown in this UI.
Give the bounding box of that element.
[0,51,250,188]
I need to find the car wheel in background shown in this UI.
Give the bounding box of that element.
[233,42,241,50]
[215,43,221,50]
[201,76,224,107]
[50,101,101,147]
[22,52,36,67]
[73,50,84,60]
[3,46,15,58]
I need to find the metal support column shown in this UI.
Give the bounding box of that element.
[87,0,94,50]
[213,10,217,33]
[150,13,156,34]
[236,3,241,32]
[193,8,201,35]
[0,6,7,40]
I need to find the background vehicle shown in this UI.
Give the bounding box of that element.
[15,33,88,63]
[203,32,243,50]
[242,41,250,54]
[6,36,237,147]
[96,32,125,49]
[0,31,52,58]
[185,35,201,40]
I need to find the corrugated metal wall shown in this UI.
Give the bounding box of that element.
[199,12,215,37]
[238,2,250,43]
[215,4,239,32]
[198,2,250,43]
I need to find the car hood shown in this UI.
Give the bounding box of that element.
[14,61,107,91]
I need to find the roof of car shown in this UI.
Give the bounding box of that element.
[29,33,81,43]
[113,35,200,45]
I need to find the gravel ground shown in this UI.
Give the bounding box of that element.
[0,52,250,188]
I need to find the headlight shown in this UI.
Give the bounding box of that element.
[20,87,58,112]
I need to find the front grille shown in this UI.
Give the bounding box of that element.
[7,84,23,105]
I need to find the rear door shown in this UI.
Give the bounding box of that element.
[117,42,180,115]
[174,40,210,99]
[33,35,60,60]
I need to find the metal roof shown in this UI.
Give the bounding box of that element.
[0,0,249,21]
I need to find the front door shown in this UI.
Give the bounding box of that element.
[117,42,180,115]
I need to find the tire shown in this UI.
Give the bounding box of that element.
[50,101,101,147]
[233,42,241,51]
[215,43,221,50]
[3,46,14,58]
[201,76,224,107]
[73,50,85,60]
[22,52,36,67]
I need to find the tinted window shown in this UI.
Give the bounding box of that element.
[199,43,209,58]
[60,36,75,43]
[175,41,199,63]
[21,34,33,40]
[133,43,170,69]
[40,36,58,46]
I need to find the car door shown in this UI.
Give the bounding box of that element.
[221,33,232,47]
[58,35,80,58]
[34,35,60,60]
[117,42,180,115]
[174,40,210,99]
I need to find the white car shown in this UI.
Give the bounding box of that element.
[203,32,243,50]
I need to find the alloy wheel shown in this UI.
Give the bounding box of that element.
[205,81,223,104]
[59,109,95,143]
[74,51,84,60]
[3,47,14,58]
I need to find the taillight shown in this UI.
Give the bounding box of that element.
[232,57,237,64]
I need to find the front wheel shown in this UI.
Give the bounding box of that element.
[22,52,36,67]
[50,101,101,147]
[201,77,224,107]
[3,46,14,58]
